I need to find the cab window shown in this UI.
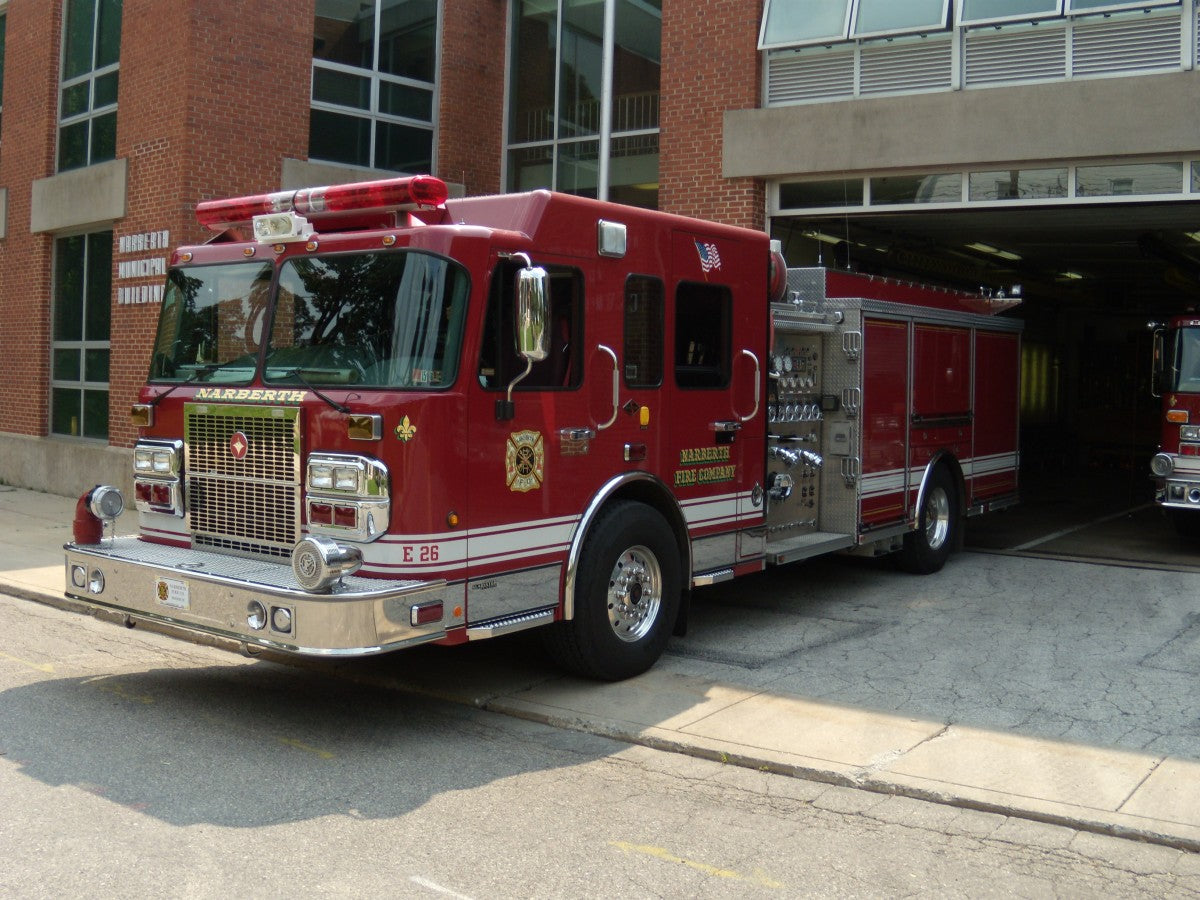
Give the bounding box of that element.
[478,262,582,390]
[624,275,664,388]
[674,282,731,389]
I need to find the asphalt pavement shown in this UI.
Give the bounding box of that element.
[2,483,1198,853]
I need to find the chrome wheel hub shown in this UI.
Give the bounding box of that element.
[607,545,662,643]
[923,486,951,550]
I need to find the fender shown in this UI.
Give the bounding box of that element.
[911,450,966,529]
[563,472,690,620]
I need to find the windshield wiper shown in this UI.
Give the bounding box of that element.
[273,367,351,414]
[149,362,223,408]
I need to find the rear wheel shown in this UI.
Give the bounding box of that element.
[898,465,959,574]
[543,501,680,681]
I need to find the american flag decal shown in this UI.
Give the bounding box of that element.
[695,240,722,273]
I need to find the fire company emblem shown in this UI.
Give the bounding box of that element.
[229,431,249,460]
[505,430,544,493]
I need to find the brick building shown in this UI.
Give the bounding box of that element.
[1,0,1198,495]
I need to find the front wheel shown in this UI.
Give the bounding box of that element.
[897,466,959,574]
[543,501,681,681]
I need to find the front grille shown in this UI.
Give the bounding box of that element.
[185,403,301,560]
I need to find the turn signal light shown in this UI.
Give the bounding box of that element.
[1167,409,1189,424]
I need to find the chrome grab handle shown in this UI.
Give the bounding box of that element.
[597,344,619,431]
[738,349,760,423]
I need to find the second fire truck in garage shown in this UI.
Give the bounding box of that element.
[65,175,1021,679]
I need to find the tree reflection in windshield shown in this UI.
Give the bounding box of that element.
[149,262,273,383]
[265,250,469,388]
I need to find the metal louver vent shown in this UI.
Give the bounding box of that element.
[1072,15,1182,76]
[185,403,301,560]
[964,28,1067,86]
[767,48,855,105]
[860,40,953,96]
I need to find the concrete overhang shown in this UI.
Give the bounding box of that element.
[30,158,128,233]
[725,70,1200,180]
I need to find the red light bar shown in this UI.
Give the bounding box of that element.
[195,175,449,231]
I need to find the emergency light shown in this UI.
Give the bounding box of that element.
[195,175,449,232]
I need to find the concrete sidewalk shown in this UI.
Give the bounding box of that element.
[2,484,1198,853]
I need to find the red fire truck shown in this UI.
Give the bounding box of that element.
[1151,315,1200,534]
[65,175,1021,679]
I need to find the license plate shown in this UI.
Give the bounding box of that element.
[155,577,190,610]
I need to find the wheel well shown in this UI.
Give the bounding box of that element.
[917,453,966,518]
[564,474,690,621]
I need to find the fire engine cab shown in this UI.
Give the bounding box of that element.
[64,175,1021,680]
[1151,315,1200,534]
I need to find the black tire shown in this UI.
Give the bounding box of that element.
[897,465,959,574]
[543,501,681,681]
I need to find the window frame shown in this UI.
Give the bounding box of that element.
[623,274,664,389]
[309,0,440,173]
[51,230,113,440]
[57,0,121,173]
[954,0,1064,28]
[673,281,732,391]
[1065,0,1179,12]
[850,0,950,41]
[759,0,853,51]
[477,261,585,392]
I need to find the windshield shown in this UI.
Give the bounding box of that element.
[1166,327,1200,393]
[264,250,469,388]
[149,261,272,383]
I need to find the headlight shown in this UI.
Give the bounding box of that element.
[1182,425,1200,442]
[1151,453,1174,478]
[305,453,390,542]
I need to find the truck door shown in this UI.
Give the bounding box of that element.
[666,231,764,576]
[463,256,597,628]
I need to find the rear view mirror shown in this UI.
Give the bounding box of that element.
[516,266,550,363]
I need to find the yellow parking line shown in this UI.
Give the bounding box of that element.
[0,649,55,674]
[277,737,335,760]
[609,841,784,889]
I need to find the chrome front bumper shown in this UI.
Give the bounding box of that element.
[64,536,457,656]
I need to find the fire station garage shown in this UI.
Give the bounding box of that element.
[729,2,1200,568]
[766,198,1200,566]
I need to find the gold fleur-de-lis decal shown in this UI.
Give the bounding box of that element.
[394,415,417,443]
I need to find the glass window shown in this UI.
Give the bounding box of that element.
[957,0,1062,26]
[760,0,852,49]
[52,232,112,439]
[1192,161,1200,194]
[311,0,437,173]
[870,172,962,205]
[779,179,864,209]
[478,262,583,391]
[1076,162,1183,197]
[968,168,1068,201]
[263,251,469,389]
[508,0,661,206]
[624,275,664,388]
[675,282,732,389]
[59,0,122,172]
[559,0,604,140]
[1164,327,1200,392]
[555,139,600,198]
[1068,0,1178,12]
[608,133,660,210]
[853,0,948,38]
[310,109,372,168]
[149,261,271,383]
